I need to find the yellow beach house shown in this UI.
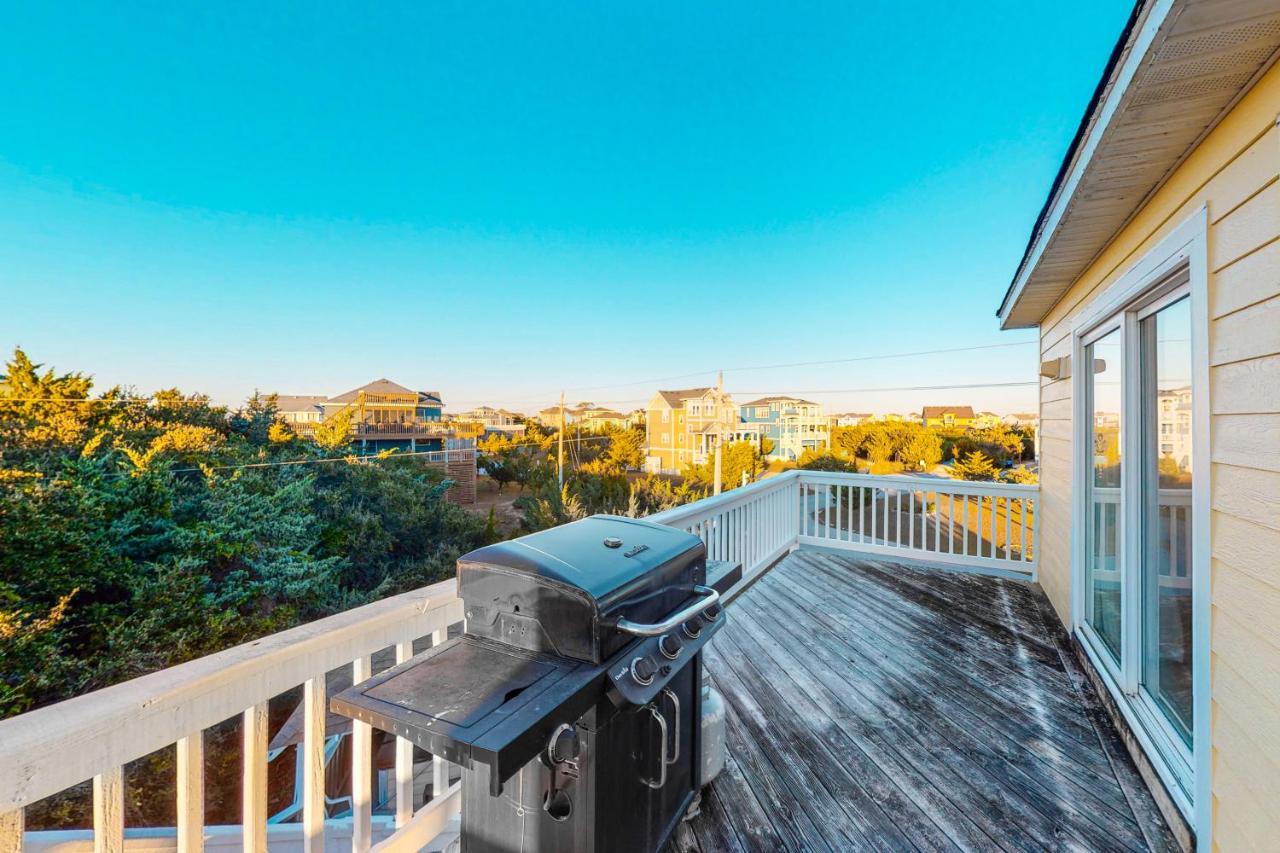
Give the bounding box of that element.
[643,386,737,474]
[921,405,976,429]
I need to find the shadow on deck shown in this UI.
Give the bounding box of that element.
[669,550,1177,852]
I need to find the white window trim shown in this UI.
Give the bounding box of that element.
[1068,206,1210,843]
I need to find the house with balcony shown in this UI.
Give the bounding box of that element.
[921,405,976,429]
[1,3,1277,852]
[643,387,737,474]
[738,396,829,461]
[278,379,446,454]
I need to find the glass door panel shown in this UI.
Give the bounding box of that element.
[1140,296,1194,746]
[1085,329,1124,663]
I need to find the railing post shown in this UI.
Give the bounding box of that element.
[1032,494,1041,577]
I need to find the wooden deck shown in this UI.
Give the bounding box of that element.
[669,550,1177,852]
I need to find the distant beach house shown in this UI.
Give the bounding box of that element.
[644,387,736,474]
[738,396,829,462]
[275,378,446,453]
[921,405,975,429]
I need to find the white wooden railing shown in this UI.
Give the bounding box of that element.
[0,581,464,853]
[0,468,1039,852]
[650,469,1038,587]
[647,472,802,599]
[796,472,1038,577]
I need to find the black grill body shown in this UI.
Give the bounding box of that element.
[332,515,726,853]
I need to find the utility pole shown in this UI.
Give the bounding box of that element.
[558,391,565,489]
[713,371,724,496]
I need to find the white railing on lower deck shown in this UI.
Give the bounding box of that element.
[796,472,1038,576]
[0,581,464,853]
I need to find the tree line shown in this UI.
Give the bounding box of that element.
[0,348,499,720]
[801,419,1037,482]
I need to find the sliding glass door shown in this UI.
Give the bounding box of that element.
[1139,296,1194,747]
[1075,271,1199,803]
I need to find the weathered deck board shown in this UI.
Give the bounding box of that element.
[672,550,1177,852]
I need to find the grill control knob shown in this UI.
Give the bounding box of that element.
[658,633,683,660]
[630,655,657,686]
[681,619,702,639]
[702,603,723,622]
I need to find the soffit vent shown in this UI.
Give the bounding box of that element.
[1131,68,1261,105]
[1156,15,1280,61]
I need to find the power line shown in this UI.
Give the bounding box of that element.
[165,435,612,475]
[421,342,1040,407]
[728,381,1039,395]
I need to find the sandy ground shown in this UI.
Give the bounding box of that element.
[463,475,525,534]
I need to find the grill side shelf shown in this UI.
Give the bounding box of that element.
[330,635,597,792]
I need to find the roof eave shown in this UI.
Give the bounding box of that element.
[997,0,1165,330]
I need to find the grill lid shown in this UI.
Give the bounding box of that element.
[458,515,701,604]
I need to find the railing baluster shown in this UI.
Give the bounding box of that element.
[961,496,969,557]
[829,487,835,540]
[932,492,940,554]
[1020,498,1029,561]
[859,486,865,544]
[430,629,449,805]
[0,808,21,853]
[303,676,326,853]
[844,486,851,542]
[395,641,415,827]
[882,487,889,545]
[352,655,373,852]
[243,703,268,853]
[895,490,903,548]
[1003,497,1012,561]
[176,733,204,853]
[93,767,124,853]
[948,494,955,553]
[909,491,915,550]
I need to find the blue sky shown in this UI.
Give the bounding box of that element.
[0,2,1130,414]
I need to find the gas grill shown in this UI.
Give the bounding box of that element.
[331,515,738,853]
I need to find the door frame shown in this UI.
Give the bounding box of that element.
[1068,206,1210,843]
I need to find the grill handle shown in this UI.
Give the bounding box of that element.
[640,704,669,789]
[611,585,720,637]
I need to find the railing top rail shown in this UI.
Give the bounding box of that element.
[796,470,1039,495]
[0,580,461,811]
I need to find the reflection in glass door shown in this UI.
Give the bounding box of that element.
[1140,296,1193,746]
[1084,329,1123,663]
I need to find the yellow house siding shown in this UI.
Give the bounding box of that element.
[1028,60,1280,847]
